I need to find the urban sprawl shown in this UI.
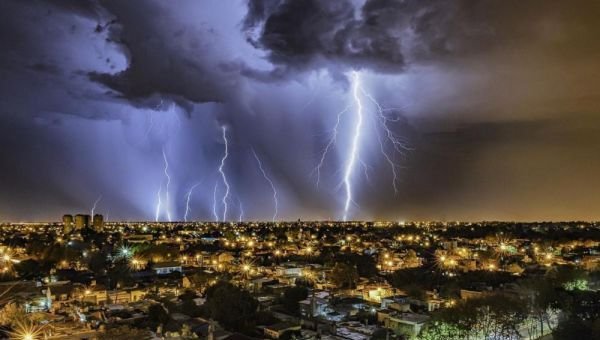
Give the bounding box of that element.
[0,217,598,339]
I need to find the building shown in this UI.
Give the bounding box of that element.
[264,323,301,339]
[93,214,104,230]
[62,214,74,233]
[74,214,91,230]
[124,234,154,243]
[80,287,146,305]
[358,282,398,303]
[153,261,183,275]
[383,312,429,339]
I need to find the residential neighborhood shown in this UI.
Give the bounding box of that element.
[0,218,597,339]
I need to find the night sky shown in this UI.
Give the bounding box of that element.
[1,0,599,222]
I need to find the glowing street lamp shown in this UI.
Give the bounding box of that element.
[117,245,134,259]
[9,320,44,340]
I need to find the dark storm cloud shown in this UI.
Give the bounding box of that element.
[0,0,125,121]
[43,0,103,19]
[243,0,600,77]
[20,0,232,111]
[87,0,230,109]
[243,0,406,74]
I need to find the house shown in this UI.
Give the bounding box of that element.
[199,252,234,269]
[214,252,235,265]
[381,295,410,312]
[383,312,429,339]
[460,288,488,300]
[274,266,303,277]
[358,283,398,303]
[153,261,183,275]
[123,234,153,243]
[299,295,331,317]
[249,277,278,292]
[80,285,146,305]
[264,322,301,339]
[45,281,77,307]
[0,281,50,312]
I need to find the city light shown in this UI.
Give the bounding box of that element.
[9,320,45,340]
[2,1,598,338]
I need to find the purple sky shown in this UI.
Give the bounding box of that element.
[0,0,599,222]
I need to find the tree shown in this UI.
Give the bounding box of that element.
[404,284,426,301]
[14,260,43,280]
[554,318,600,339]
[203,281,258,332]
[0,302,26,327]
[87,251,109,277]
[421,294,528,339]
[521,277,559,336]
[147,304,169,330]
[281,286,308,315]
[419,321,468,340]
[330,263,359,289]
[25,236,47,258]
[255,311,279,326]
[554,290,600,340]
[335,253,378,278]
[137,244,178,262]
[106,260,133,289]
[180,299,203,317]
[389,267,445,292]
[469,295,528,339]
[190,271,216,289]
[550,265,589,290]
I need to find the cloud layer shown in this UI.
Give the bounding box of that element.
[0,0,599,221]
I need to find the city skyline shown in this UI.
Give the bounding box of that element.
[1,0,599,222]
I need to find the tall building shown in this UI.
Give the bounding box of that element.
[93,214,104,231]
[62,214,74,233]
[74,214,91,230]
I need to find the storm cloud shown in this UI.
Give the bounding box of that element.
[0,0,599,221]
[243,0,600,75]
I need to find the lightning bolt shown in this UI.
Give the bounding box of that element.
[162,147,172,222]
[238,198,244,223]
[360,89,411,194]
[252,148,279,222]
[313,106,350,187]
[342,71,364,221]
[155,182,162,222]
[212,182,219,222]
[316,71,410,221]
[218,126,231,222]
[145,100,163,138]
[184,182,201,222]
[90,195,102,217]
[154,147,172,222]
